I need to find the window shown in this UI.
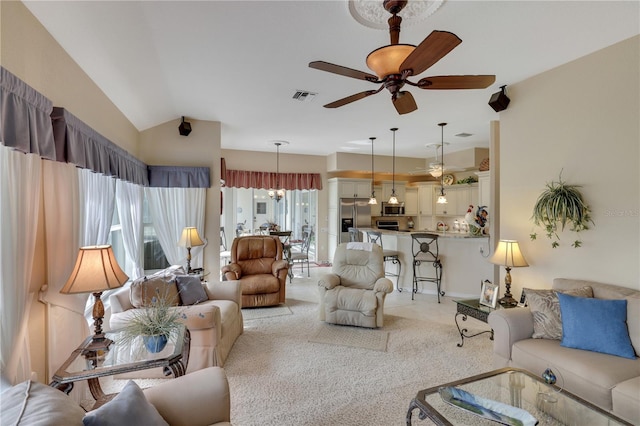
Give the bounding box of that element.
[142,196,170,272]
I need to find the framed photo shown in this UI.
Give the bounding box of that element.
[480,280,498,308]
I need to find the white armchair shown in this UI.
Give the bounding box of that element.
[318,243,393,328]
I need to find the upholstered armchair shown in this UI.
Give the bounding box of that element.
[318,242,394,328]
[221,235,288,307]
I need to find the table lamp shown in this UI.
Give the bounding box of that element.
[178,227,204,273]
[60,245,128,353]
[489,240,529,308]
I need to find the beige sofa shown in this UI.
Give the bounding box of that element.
[110,267,243,376]
[1,367,231,425]
[488,278,640,423]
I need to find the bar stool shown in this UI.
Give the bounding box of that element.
[367,231,402,292]
[348,227,361,242]
[220,226,231,265]
[411,233,444,302]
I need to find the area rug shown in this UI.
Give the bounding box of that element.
[309,324,389,352]
[242,304,292,320]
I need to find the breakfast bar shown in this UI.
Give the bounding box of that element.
[359,229,493,298]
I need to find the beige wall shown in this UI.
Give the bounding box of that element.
[139,119,222,274]
[498,35,639,294]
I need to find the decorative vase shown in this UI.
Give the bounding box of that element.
[142,334,168,353]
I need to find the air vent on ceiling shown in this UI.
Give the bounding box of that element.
[455,132,473,137]
[292,90,317,102]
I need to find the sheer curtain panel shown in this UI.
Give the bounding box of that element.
[145,187,206,267]
[0,146,42,383]
[116,180,145,279]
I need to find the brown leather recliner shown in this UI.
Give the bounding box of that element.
[221,235,288,307]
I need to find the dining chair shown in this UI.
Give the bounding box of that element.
[291,230,314,279]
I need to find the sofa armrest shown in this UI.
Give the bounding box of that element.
[221,263,242,281]
[272,259,289,276]
[205,280,242,307]
[109,287,133,314]
[143,366,230,426]
[488,308,534,362]
[374,277,394,294]
[318,273,340,290]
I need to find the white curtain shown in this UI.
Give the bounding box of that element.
[0,146,42,383]
[145,187,206,267]
[78,168,116,246]
[116,180,144,280]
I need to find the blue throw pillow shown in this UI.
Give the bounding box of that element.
[557,293,636,359]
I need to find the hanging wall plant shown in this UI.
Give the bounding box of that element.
[530,172,594,248]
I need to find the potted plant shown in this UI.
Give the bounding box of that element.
[530,172,594,248]
[121,287,184,353]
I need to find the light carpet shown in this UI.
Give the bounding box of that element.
[242,304,292,320]
[309,323,389,351]
[101,298,493,425]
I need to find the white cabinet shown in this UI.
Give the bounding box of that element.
[338,179,372,199]
[417,183,435,216]
[476,171,490,209]
[381,181,406,203]
[404,187,418,216]
[434,184,478,216]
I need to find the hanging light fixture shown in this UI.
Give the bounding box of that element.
[388,127,399,205]
[268,141,288,202]
[436,123,448,204]
[368,137,378,205]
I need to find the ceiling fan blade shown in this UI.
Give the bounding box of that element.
[309,61,379,82]
[400,31,462,77]
[417,75,496,89]
[324,90,379,109]
[392,91,417,115]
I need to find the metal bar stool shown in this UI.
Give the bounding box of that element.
[367,231,402,292]
[411,233,444,302]
[348,227,361,242]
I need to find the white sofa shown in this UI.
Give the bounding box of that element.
[110,266,243,376]
[1,367,232,426]
[488,278,640,423]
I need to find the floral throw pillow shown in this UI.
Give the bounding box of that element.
[523,286,593,340]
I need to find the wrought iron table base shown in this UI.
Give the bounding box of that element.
[455,312,494,347]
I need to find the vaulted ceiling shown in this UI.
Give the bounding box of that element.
[23,1,640,158]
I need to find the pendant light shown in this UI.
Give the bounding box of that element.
[436,123,448,204]
[368,137,378,205]
[268,141,287,202]
[388,127,399,205]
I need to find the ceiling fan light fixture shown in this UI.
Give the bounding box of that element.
[366,44,415,79]
[430,167,443,178]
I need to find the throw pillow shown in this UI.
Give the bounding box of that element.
[557,293,636,359]
[83,380,169,426]
[130,275,180,308]
[176,275,208,305]
[1,380,86,425]
[523,286,593,340]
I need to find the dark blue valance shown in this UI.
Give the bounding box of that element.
[148,165,210,188]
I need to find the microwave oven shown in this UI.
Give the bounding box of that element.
[381,202,405,216]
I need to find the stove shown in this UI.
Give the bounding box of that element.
[376,220,400,231]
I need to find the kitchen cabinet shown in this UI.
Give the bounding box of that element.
[434,184,478,216]
[338,179,372,199]
[417,183,435,216]
[404,187,418,216]
[476,171,490,209]
[381,181,406,203]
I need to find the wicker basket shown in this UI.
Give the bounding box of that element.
[479,158,490,171]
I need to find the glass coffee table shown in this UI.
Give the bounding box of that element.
[50,326,190,409]
[406,368,632,425]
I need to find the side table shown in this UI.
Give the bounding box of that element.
[50,326,190,409]
[454,299,495,347]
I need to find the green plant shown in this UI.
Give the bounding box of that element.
[530,172,593,248]
[456,176,477,184]
[121,286,184,342]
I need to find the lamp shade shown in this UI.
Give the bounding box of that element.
[178,227,205,248]
[489,240,529,268]
[366,44,416,79]
[60,245,128,294]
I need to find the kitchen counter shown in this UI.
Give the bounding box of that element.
[357,228,493,298]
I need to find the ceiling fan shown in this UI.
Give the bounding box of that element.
[309,0,496,115]
[410,142,464,176]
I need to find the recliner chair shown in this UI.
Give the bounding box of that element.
[317,242,393,328]
[221,235,288,307]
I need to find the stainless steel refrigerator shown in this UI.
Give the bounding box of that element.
[339,198,372,243]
